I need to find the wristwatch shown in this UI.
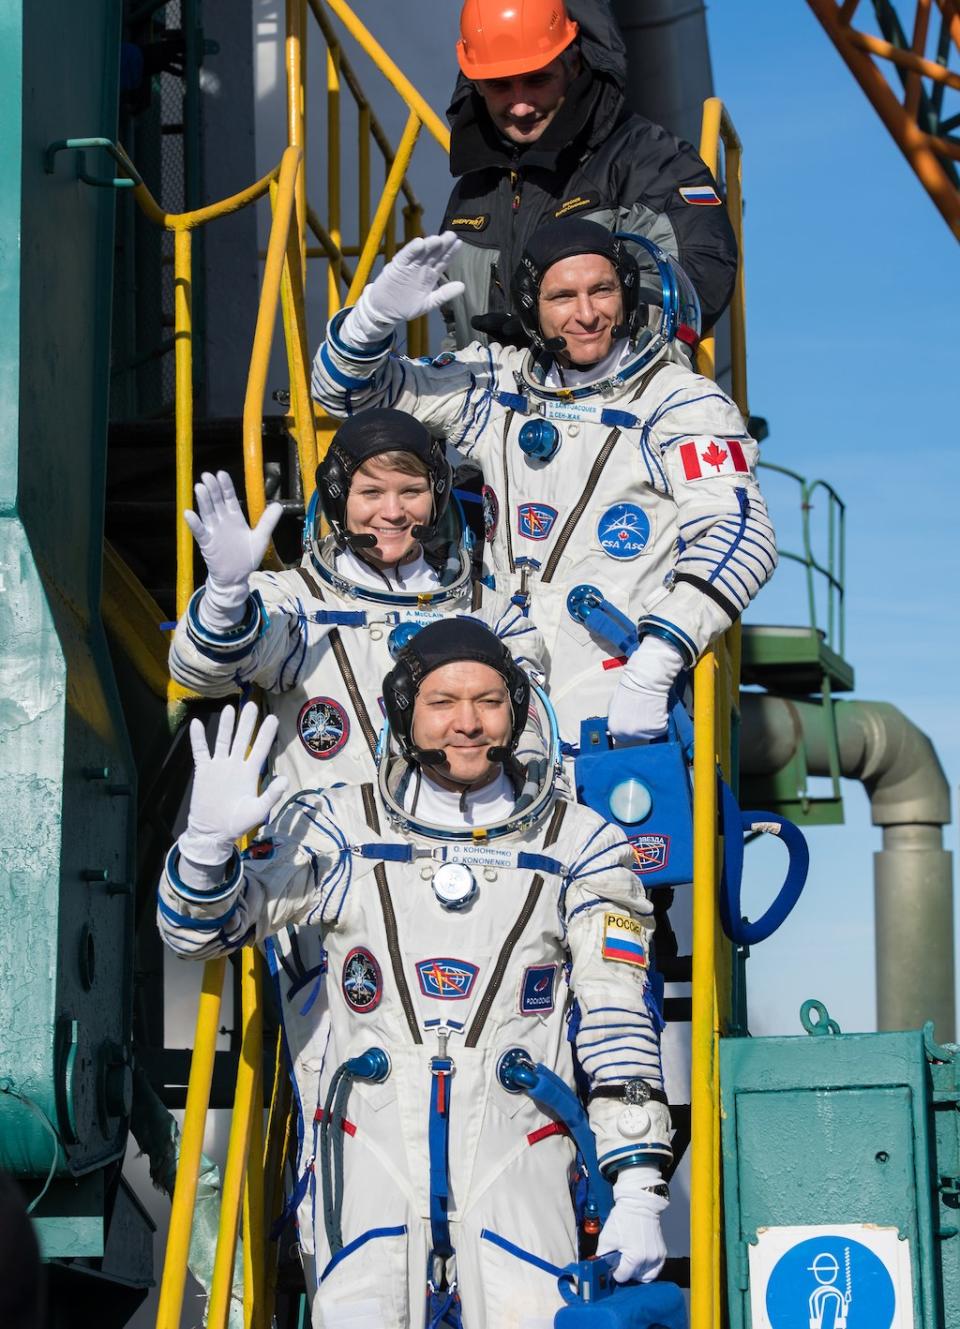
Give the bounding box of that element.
[587,1078,668,1107]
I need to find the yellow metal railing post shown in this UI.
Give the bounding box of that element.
[688,95,750,1329]
[286,0,308,276]
[347,112,422,303]
[327,41,343,315]
[244,147,303,526]
[154,958,227,1329]
[207,947,263,1329]
[173,228,194,623]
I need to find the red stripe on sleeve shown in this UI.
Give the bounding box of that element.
[728,438,749,472]
[679,441,701,480]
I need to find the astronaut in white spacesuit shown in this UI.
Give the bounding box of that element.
[170,407,544,797]
[158,619,672,1329]
[310,220,777,753]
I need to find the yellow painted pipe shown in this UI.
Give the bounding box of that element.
[327,44,343,315]
[207,947,264,1329]
[102,544,171,701]
[359,105,371,243]
[154,957,227,1329]
[281,194,320,498]
[243,960,266,1329]
[244,146,303,526]
[313,0,450,151]
[286,0,307,277]
[690,647,720,1329]
[347,112,421,303]
[174,229,194,623]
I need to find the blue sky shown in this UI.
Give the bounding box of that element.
[707,3,960,1036]
[263,0,960,1037]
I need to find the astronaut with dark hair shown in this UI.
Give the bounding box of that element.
[158,620,672,1329]
[311,220,776,756]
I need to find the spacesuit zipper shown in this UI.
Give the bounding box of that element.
[501,411,516,573]
[359,784,423,1045]
[329,628,379,758]
[464,801,567,1047]
[539,359,673,583]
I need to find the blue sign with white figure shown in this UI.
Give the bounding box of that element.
[765,1235,896,1329]
[597,502,651,559]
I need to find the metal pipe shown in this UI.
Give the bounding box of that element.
[611,0,715,146]
[740,693,955,1039]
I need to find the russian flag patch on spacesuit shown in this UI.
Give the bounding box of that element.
[602,913,648,969]
[679,437,749,481]
[519,963,558,1014]
[679,185,721,206]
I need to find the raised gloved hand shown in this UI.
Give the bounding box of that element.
[184,471,282,634]
[607,636,685,745]
[596,1163,669,1285]
[343,232,465,345]
[178,702,288,866]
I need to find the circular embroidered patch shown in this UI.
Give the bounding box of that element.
[596,502,651,560]
[342,947,382,1013]
[481,485,499,542]
[297,696,349,759]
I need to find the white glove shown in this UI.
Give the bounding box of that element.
[183,471,282,634]
[342,232,465,345]
[597,1163,669,1285]
[607,636,685,745]
[178,702,288,866]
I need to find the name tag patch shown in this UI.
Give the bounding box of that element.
[416,957,479,1000]
[602,912,648,969]
[554,191,600,219]
[519,963,558,1015]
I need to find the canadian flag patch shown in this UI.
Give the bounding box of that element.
[679,437,749,481]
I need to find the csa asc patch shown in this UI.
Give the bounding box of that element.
[597,503,650,560]
[679,184,721,206]
[519,963,558,1015]
[517,502,558,541]
[342,947,382,1013]
[298,696,349,759]
[416,957,479,1000]
[602,912,649,969]
[482,484,499,541]
[629,834,670,876]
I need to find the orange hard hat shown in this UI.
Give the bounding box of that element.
[457,0,579,81]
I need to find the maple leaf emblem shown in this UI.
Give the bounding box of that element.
[701,440,728,471]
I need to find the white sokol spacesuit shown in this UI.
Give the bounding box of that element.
[310,222,777,750]
[169,409,545,796]
[158,621,672,1329]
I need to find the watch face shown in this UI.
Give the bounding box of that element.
[624,1080,651,1106]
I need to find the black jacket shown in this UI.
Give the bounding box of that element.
[439,0,737,346]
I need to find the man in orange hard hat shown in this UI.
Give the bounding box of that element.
[439,0,738,349]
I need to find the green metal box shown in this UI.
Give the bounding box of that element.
[720,1022,959,1328]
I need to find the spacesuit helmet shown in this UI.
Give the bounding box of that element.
[382,618,530,770]
[314,408,452,555]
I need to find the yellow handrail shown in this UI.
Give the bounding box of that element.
[689,96,749,1329]
[154,958,227,1329]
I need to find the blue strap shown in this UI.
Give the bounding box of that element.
[569,588,638,658]
[516,852,565,875]
[519,1063,613,1222]
[355,843,413,863]
[308,609,368,627]
[452,487,482,505]
[599,408,641,429]
[718,780,810,945]
[496,390,529,413]
[428,1058,454,1258]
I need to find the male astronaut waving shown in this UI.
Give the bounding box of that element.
[310,221,777,751]
[158,620,671,1329]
